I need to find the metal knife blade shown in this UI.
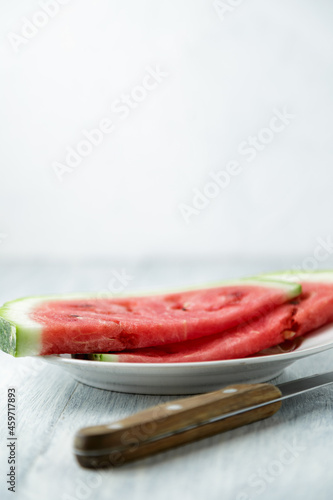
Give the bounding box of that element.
[205,371,333,424]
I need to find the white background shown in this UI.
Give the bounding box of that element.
[1,0,333,261]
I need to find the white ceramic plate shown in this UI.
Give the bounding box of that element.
[42,324,333,395]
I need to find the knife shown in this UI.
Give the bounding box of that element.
[74,372,333,468]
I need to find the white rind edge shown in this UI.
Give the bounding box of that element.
[1,277,301,311]
[258,271,333,284]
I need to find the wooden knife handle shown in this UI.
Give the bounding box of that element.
[74,383,282,468]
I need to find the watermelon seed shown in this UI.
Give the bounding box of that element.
[283,330,296,340]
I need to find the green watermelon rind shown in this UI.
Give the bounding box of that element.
[0,317,16,356]
[89,353,119,362]
[88,353,119,362]
[0,279,301,357]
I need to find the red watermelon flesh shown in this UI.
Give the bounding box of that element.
[0,280,300,356]
[34,283,296,355]
[92,281,333,363]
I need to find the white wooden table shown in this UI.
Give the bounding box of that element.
[1,259,333,500]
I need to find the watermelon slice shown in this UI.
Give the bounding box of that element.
[0,279,300,357]
[85,271,333,363]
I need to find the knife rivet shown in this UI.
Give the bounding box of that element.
[107,423,124,429]
[166,404,182,411]
[223,388,237,393]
